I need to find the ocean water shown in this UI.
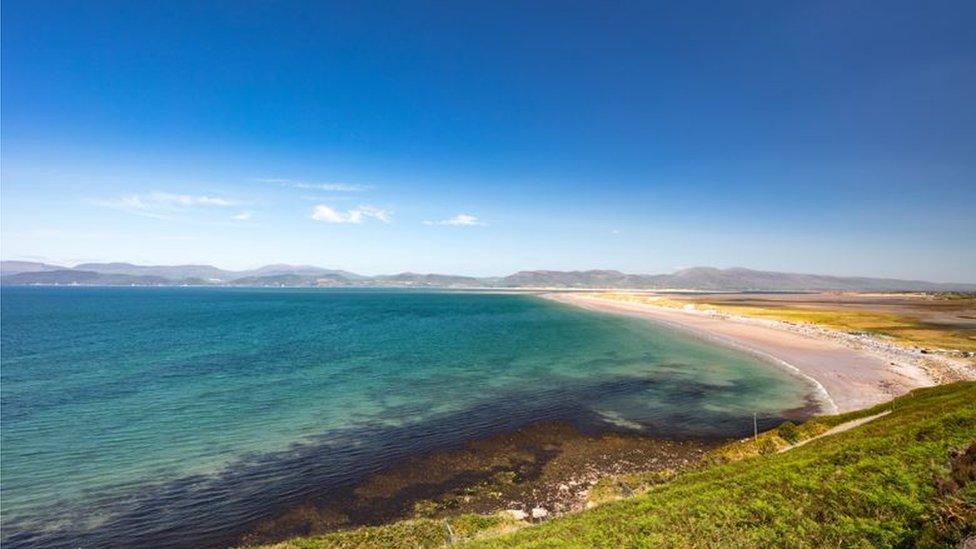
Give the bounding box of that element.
[1,287,814,547]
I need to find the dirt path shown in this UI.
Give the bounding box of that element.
[781,411,891,452]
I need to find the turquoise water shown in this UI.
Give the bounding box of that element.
[1,287,814,547]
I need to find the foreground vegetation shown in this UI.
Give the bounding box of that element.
[255,382,975,548]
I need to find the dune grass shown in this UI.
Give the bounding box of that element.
[252,383,975,548]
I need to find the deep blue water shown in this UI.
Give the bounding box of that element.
[0,287,814,547]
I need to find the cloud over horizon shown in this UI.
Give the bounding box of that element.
[423,214,486,226]
[91,192,241,219]
[311,204,392,224]
[259,178,370,192]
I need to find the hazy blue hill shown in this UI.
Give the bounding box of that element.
[228,273,353,287]
[496,267,975,291]
[374,272,483,287]
[74,262,235,280]
[0,269,170,285]
[658,267,976,291]
[499,270,645,288]
[0,261,67,275]
[235,264,367,280]
[2,261,973,290]
[72,262,367,282]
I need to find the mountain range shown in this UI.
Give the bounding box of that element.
[2,261,973,291]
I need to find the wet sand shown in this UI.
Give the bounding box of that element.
[547,292,938,413]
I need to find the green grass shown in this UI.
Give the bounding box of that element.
[252,383,976,548]
[471,382,976,548]
[255,513,526,548]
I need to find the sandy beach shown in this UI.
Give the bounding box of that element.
[545,292,967,413]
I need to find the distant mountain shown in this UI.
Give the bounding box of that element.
[656,267,976,292]
[373,272,483,287]
[74,262,235,281]
[229,273,353,287]
[0,269,171,286]
[494,267,975,291]
[2,261,973,291]
[72,262,365,282]
[0,261,67,275]
[499,270,653,288]
[234,264,366,280]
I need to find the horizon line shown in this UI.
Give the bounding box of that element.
[2,258,975,285]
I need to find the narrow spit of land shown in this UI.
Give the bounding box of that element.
[546,292,975,412]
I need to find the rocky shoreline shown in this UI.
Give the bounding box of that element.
[239,422,717,546]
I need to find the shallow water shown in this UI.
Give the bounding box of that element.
[0,287,814,547]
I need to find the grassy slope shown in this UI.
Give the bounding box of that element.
[256,513,525,549]
[255,383,976,548]
[472,382,976,548]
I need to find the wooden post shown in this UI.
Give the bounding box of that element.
[753,412,758,442]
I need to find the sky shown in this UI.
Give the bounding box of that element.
[2,1,974,281]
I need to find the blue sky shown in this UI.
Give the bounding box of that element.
[2,1,974,280]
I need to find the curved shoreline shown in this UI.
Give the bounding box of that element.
[543,293,943,413]
[613,308,840,415]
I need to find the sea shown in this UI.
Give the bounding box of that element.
[0,287,816,547]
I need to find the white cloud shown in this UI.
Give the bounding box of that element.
[232,211,254,221]
[259,178,370,192]
[91,192,241,220]
[294,182,368,192]
[423,214,486,227]
[311,204,392,224]
[147,192,237,207]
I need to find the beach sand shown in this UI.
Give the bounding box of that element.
[546,292,945,413]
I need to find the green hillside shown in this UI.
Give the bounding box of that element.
[257,382,976,548]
